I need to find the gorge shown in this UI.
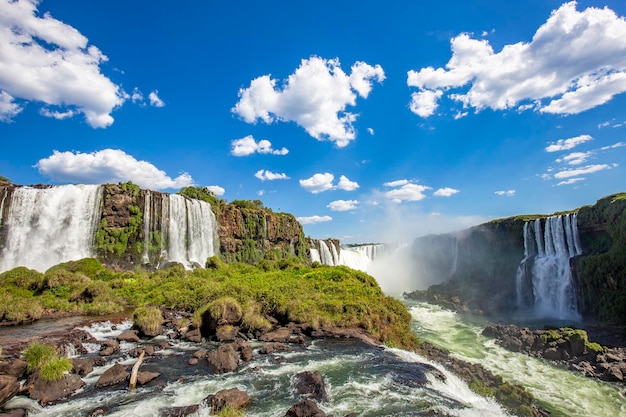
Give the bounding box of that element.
[0,182,625,416]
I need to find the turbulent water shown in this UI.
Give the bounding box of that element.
[516,214,582,320]
[410,302,626,417]
[3,319,508,417]
[0,185,103,273]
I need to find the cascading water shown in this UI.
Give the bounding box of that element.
[0,185,103,273]
[515,214,582,320]
[309,240,385,271]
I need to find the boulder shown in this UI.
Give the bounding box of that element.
[260,342,292,355]
[284,400,327,417]
[160,404,200,417]
[0,375,20,407]
[117,330,141,343]
[95,363,128,388]
[215,325,239,342]
[206,345,239,374]
[188,358,199,365]
[294,371,327,402]
[240,344,253,362]
[136,371,160,385]
[99,340,119,356]
[191,349,207,359]
[204,387,250,413]
[130,345,155,357]
[72,357,94,377]
[260,327,292,343]
[0,359,27,379]
[183,329,202,343]
[0,409,28,417]
[29,373,84,405]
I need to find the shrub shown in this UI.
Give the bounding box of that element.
[215,405,245,417]
[39,355,73,382]
[133,305,163,334]
[23,342,57,373]
[0,267,44,290]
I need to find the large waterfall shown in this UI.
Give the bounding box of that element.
[140,192,218,269]
[309,240,384,272]
[516,214,582,320]
[0,185,103,273]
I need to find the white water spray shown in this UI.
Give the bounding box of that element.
[0,185,103,273]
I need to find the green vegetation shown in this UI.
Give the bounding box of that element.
[133,305,163,335]
[0,175,10,184]
[540,327,606,355]
[178,186,226,214]
[215,406,245,417]
[0,259,419,350]
[23,342,73,382]
[469,377,535,417]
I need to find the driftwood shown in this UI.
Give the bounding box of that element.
[128,350,145,390]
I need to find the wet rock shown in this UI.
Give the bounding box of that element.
[72,357,94,377]
[543,347,562,361]
[130,345,155,357]
[260,342,292,354]
[240,344,253,362]
[160,404,199,417]
[0,375,20,407]
[99,340,119,356]
[215,325,239,342]
[183,329,202,343]
[204,387,250,413]
[294,370,327,402]
[603,363,624,382]
[260,327,292,343]
[191,349,207,359]
[284,400,327,417]
[188,358,199,366]
[206,345,239,374]
[88,406,110,416]
[29,373,85,405]
[136,371,160,385]
[117,330,141,343]
[0,359,27,379]
[0,409,28,417]
[95,363,128,388]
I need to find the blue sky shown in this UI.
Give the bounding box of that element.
[1,0,625,243]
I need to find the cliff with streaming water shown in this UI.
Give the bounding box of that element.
[406,193,626,325]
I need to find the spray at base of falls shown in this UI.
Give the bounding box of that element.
[516,214,582,321]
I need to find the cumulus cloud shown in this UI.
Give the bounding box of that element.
[148,90,165,107]
[434,187,460,197]
[35,149,193,190]
[327,199,359,211]
[553,163,616,179]
[0,0,127,127]
[206,185,225,196]
[230,135,289,156]
[384,180,431,203]
[299,173,335,194]
[299,173,359,193]
[545,134,593,152]
[297,215,333,224]
[232,56,385,147]
[254,169,289,181]
[495,190,516,197]
[556,151,593,165]
[407,2,626,118]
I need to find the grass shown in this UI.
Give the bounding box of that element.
[0,258,419,350]
[133,305,163,334]
[23,341,73,382]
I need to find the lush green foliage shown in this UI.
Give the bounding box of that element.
[0,175,10,183]
[229,199,266,210]
[178,186,226,214]
[540,327,605,355]
[23,342,72,382]
[133,305,163,334]
[215,406,245,417]
[0,259,419,350]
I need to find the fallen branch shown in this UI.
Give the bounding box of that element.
[128,350,145,390]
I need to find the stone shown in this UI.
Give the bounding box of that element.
[99,340,119,356]
[72,357,94,377]
[160,404,200,417]
[260,327,292,343]
[29,373,85,405]
[184,329,202,343]
[188,358,199,365]
[260,343,292,354]
[284,400,327,417]
[216,325,239,342]
[204,387,250,413]
[240,344,253,362]
[191,349,207,359]
[136,371,160,385]
[0,409,28,417]
[294,370,327,402]
[603,363,624,382]
[117,330,141,343]
[207,345,239,374]
[543,347,562,361]
[95,363,128,388]
[0,359,27,379]
[0,375,20,407]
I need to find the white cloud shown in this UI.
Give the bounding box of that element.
[297,215,333,224]
[601,142,626,150]
[495,190,516,197]
[131,88,144,104]
[206,185,225,196]
[367,128,374,135]
[556,151,593,165]
[148,90,165,107]
[254,169,289,181]
[407,2,626,118]
[327,200,359,211]
[232,56,385,147]
[35,149,193,190]
[384,180,431,203]
[337,175,359,191]
[39,108,76,120]
[257,190,264,196]
[299,173,335,194]
[0,0,127,127]
[557,178,585,186]
[230,135,289,156]
[408,90,442,118]
[383,179,409,187]
[434,187,460,197]
[553,163,615,179]
[545,134,593,152]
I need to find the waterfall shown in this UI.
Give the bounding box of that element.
[141,190,152,264]
[516,214,582,320]
[318,240,336,265]
[162,194,217,269]
[0,185,103,273]
[339,244,385,272]
[310,248,321,263]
